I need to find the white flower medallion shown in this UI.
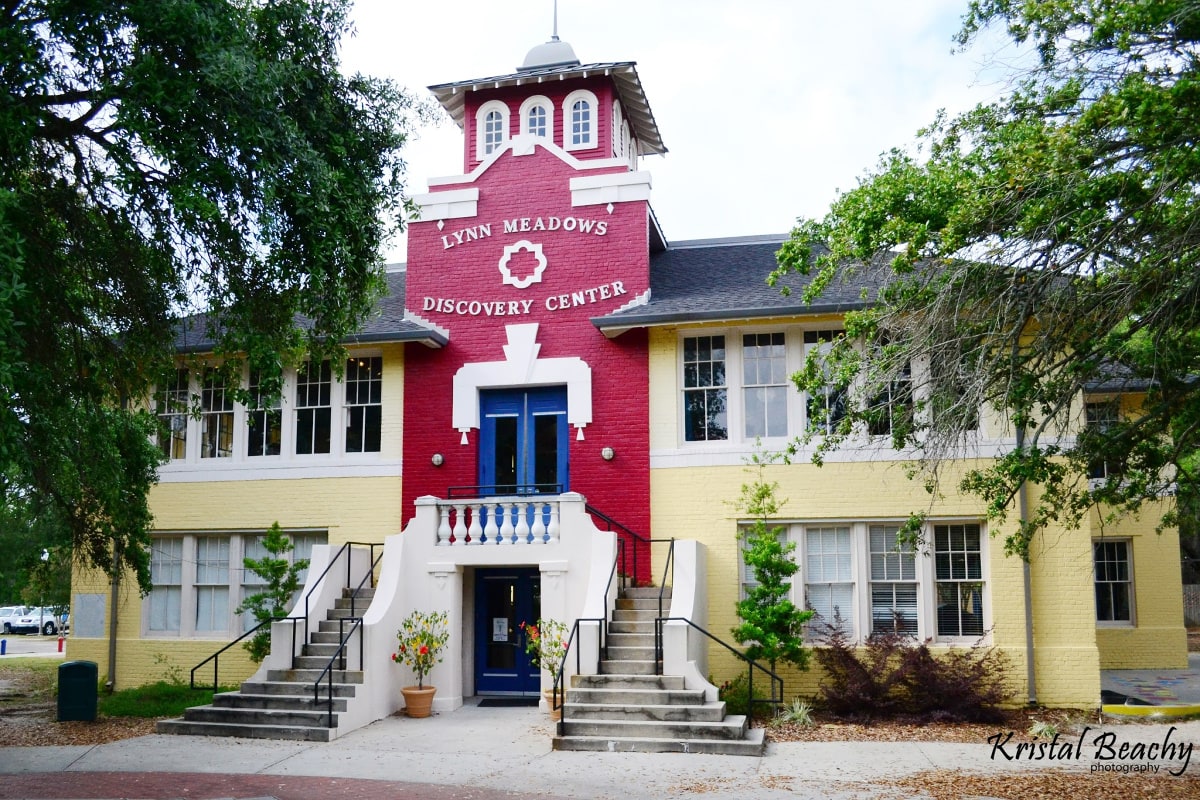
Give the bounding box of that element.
[498,240,548,289]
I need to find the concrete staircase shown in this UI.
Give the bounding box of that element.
[156,587,373,741]
[552,587,765,755]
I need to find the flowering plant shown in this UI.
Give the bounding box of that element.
[520,618,569,671]
[393,609,450,689]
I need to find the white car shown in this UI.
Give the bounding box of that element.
[0,606,29,634]
[10,607,59,635]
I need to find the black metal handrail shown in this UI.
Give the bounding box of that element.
[189,617,286,690]
[346,546,386,619]
[586,505,675,588]
[313,615,365,728]
[299,541,379,646]
[446,483,564,498]
[652,616,784,726]
[658,538,675,622]
[551,616,605,736]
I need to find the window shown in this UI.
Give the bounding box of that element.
[156,368,190,460]
[345,356,382,453]
[934,524,984,637]
[483,110,504,153]
[868,360,914,438]
[683,335,727,441]
[805,526,854,637]
[475,100,510,160]
[1086,400,1119,481]
[739,527,791,602]
[869,525,918,636]
[296,360,332,455]
[246,370,282,457]
[148,537,183,632]
[563,90,597,150]
[194,536,230,632]
[1094,540,1133,623]
[804,330,847,434]
[200,369,233,459]
[526,106,547,137]
[743,333,788,439]
[239,533,268,633]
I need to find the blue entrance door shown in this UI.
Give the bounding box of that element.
[475,567,541,695]
[479,387,568,494]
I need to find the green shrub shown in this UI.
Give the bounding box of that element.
[717,670,769,718]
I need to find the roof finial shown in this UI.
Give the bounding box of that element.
[552,0,560,41]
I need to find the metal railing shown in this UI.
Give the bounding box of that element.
[189,617,277,690]
[447,483,564,497]
[551,616,606,736]
[652,616,783,726]
[313,615,365,728]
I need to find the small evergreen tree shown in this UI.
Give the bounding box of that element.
[731,450,812,672]
[235,523,308,663]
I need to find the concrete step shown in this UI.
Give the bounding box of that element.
[292,654,364,670]
[607,620,655,635]
[599,659,658,675]
[606,632,655,648]
[616,597,669,611]
[302,642,343,657]
[605,646,657,661]
[558,715,750,741]
[324,607,365,621]
[309,631,346,645]
[179,704,336,729]
[334,596,373,614]
[563,701,726,722]
[572,673,685,691]
[553,728,764,756]
[318,619,363,634]
[212,692,348,713]
[566,686,706,705]
[267,668,363,684]
[155,718,333,742]
[620,587,671,600]
[239,680,357,698]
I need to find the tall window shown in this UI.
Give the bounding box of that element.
[194,536,230,632]
[156,368,190,460]
[296,360,332,455]
[571,99,592,146]
[246,370,282,457]
[868,360,914,437]
[805,526,854,637]
[345,356,382,453]
[483,109,504,154]
[683,335,727,441]
[200,369,233,459]
[743,332,788,438]
[1094,540,1133,622]
[148,537,183,632]
[804,330,847,434]
[240,533,268,633]
[1086,400,1119,480]
[869,525,918,635]
[526,105,547,137]
[563,90,597,150]
[934,524,984,637]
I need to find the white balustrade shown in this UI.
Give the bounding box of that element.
[433,497,563,546]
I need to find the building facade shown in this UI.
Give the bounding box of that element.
[69,34,1186,726]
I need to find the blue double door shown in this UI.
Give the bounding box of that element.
[475,568,541,695]
[478,387,569,495]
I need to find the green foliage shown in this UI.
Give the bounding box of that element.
[773,697,815,727]
[98,681,228,718]
[0,0,422,593]
[731,450,813,672]
[519,618,569,671]
[21,545,71,610]
[716,670,769,718]
[234,523,307,663]
[393,609,450,689]
[773,0,1200,556]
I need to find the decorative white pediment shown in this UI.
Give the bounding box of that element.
[452,323,593,442]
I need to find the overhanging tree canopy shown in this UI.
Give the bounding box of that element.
[773,0,1200,558]
[0,0,418,592]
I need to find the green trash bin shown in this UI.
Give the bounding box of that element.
[57,660,98,722]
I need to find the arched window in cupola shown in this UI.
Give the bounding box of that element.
[520,95,553,139]
[563,89,598,151]
[475,100,510,160]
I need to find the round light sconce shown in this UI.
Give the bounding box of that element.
[431,453,444,467]
[601,447,615,461]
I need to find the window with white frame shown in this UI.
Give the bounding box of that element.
[804,526,854,637]
[246,369,282,457]
[148,537,183,632]
[200,368,234,459]
[868,359,914,438]
[934,523,984,637]
[156,368,190,460]
[345,356,382,453]
[521,95,552,139]
[563,90,597,150]
[743,332,788,439]
[869,525,918,636]
[295,360,332,455]
[194,536,230,632]
[239,531,321,632]
[1086,400,1120,481]
[1094,539,1133,623]
[738,526,791,601]
[803,330,847,435]
[475,100,510,160]
[683,335,728,441]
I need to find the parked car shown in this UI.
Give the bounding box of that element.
[0,606,29,634]
[10,607,59,635]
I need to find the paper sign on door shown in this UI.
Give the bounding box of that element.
[492,617,508,642]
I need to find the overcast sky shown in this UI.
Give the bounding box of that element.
[339,1,1020,263]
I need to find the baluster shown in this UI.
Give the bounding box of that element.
[530,501,547,544]
[515,500,532,544]
[498,502,515,545]
[545,502,560,545]
[436,505,452,546]
[483,501,500,545]
[451,502,467,545]
[467,503,483,544]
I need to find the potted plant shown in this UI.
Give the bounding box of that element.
[520,618,569,718]
[393,609,450,717]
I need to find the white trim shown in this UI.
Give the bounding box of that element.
[475,100,510,162]
[402,310,451,342]
[156,459,403,483]
[425,136,628,188]
[563,89,598,151]
[413,187,480,223]
[519,95,554,140]
[569,171,652,207]
[452,322,592,435]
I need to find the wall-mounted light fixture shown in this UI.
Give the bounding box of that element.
[601,447,615,461]
[431,453,444,467]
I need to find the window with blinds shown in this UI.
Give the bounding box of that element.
[805,526,854,638]
[869,525,918,636]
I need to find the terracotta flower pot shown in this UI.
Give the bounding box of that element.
[401,685,436,718]
[543,688,562,721]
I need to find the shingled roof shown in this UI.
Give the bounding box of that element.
[173,269,446,353]
[593,235,888,335]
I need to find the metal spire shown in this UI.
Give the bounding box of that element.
[552,0,559,41]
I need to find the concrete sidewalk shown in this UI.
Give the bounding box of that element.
[1,700,1199,799]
